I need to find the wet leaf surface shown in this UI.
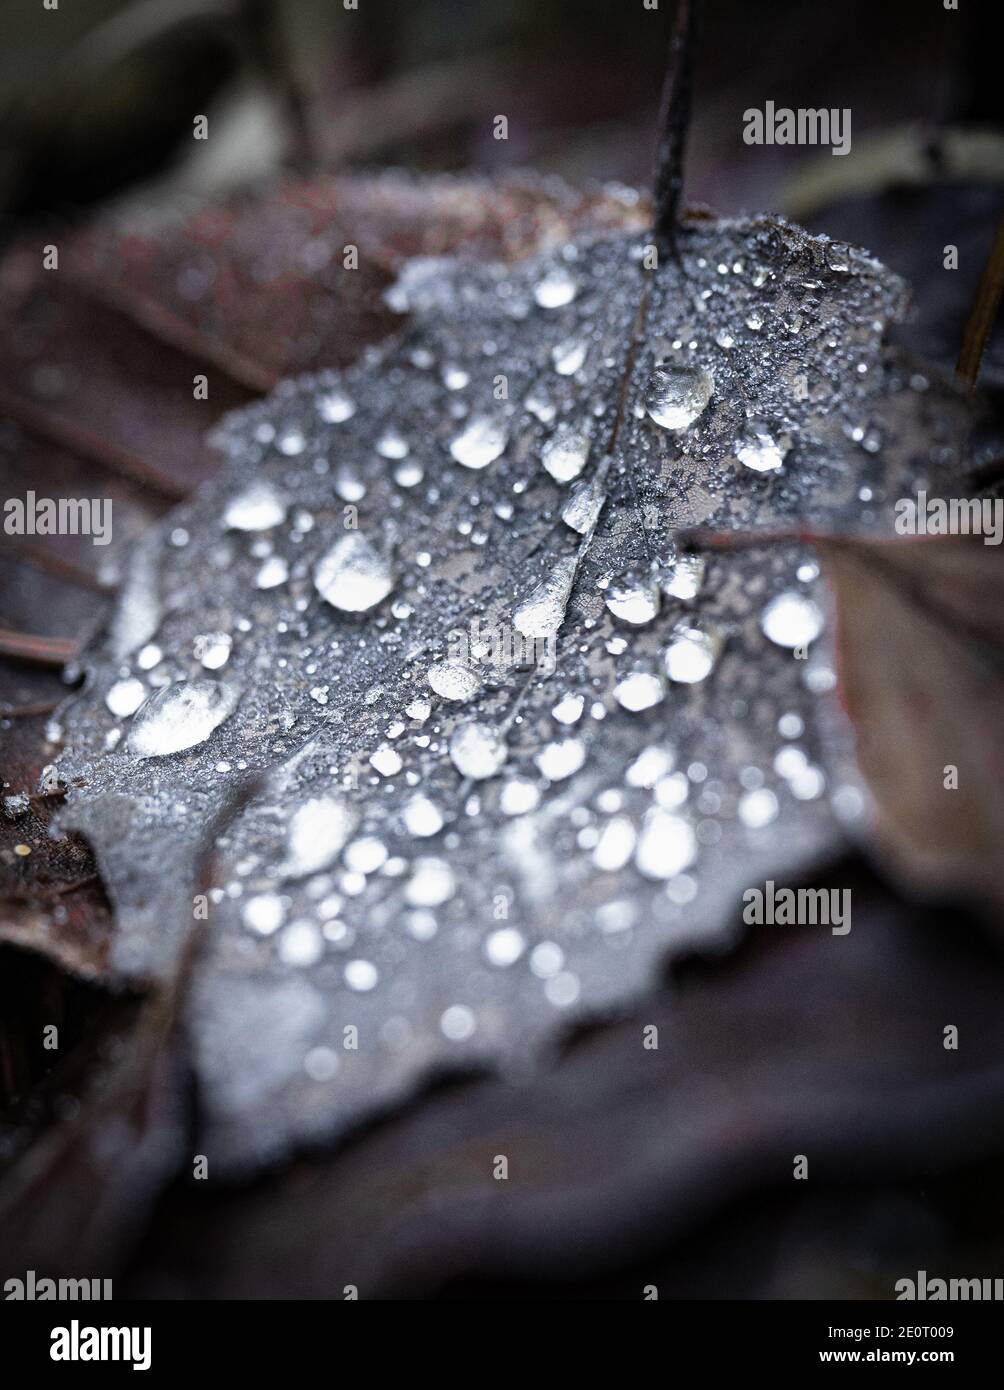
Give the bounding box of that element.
[44,207,981,1174]
[120,858,1004,1298]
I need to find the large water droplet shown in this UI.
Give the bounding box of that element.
[427,660,482,702]
[513,555,576,639]
[405,858,456,907]
[224,480,287,531]
[552,338,587,375]
[534,266,578,309]
[449,415,507,469]
[255,555,288,590]
[614,671,664,711]
[499,777,541,816]
[376,428,409,460]
[284,795,358,875]
[541,424,590,483]
[561,478,606,534]
[605,572,661,625]
[664,625,719,683]
[449,722,508,779]
[127,679,240,757]
[317,389,356,423]
[736,419,788,472]
[314,533,396,613]
[402,794,444,838]
[535,737,586,781]
[551,693,584,725]
[658,553,705,601]
[645,365,714,430]
[635,810,697,879]
[760,591,823,648]
[592,815,637,871]
[193,632,232,670]
[738,787,779,829]
[106,677,146,718]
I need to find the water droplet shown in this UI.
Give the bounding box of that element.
[105,677,146,718]
[449,722,508,779]
[193,632,232,671]
[541,424,590,483]
[127,679,239,757]
[561,478,606,534]
[443,365,469,390]
[513,555,576,639]
[552,338,587,375]
[499,778,541,816]
[551,693,584,725]
[626,745,674,787]
[635,810,697,879]
[224,480,287,531]
[645,365,714,430]
[370,746,403,777]
[449,415,507,470]
[534,266,578,308]
[136,643,162,671]
[278,920,324,967]
[376,428,409,460]
[394,460,423,487]
[440,1004,476,1040]
[530,941,564,977]
[592,815,637,871]
[535,737,586,781]
[284,796,358,875]
[243,893,285,935]
[658,554,704,601]
[318,389,356,423]
[402,794,444,838]
[760,591,823,648]
[485,926,525,966]
[334,465,366,502]
[345,958,378,991]
[344,836,388,874]
[614,671,664,712]
[427,659,482,702]
[736,419,788,472]
[314,533,396,613]
[256,555,288,589]
[526,388,556,424]
[277,429,305,456]
[738,787,779,829]
[605,573,660,625]
[664,625,718,683]
[405,858,455,907]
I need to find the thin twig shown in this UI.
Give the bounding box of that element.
[0,385,187,501]
[0,700,61,719]
[9,540,109,593]
[956,213,1004,392]
[0,627,78,666]
[65,269,278,396]
[652,0,699,251]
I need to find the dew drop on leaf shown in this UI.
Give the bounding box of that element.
[449,414,508,469]
[313,533,396,613]
[645,364,714,430]
[449,722,508,779]
[736,419,788,472]
[760,591,824,648]
[127,679,240,757]
[513,555,577,639]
